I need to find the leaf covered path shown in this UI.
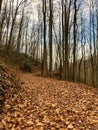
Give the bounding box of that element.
[0,72,98,130]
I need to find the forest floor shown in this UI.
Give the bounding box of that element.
[0,64,98,130]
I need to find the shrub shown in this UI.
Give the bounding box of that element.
[20,58,33,72]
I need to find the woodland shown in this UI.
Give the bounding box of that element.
[0,0,98,129]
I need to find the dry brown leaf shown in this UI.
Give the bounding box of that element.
[26,120,33,125]
[1,70,98,130]
[67,124,74,129]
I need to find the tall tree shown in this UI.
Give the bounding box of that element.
[49,0,53,77]
[64,0,71,80]
[0,3,7,45]
[17,6,25,53]
[6,0,25,52]
[73,0,77,82]
[96,4,98,86]
[78,13,83,82]
[61,0,65,79]
[42,0,47,77]
[0,0,3,13]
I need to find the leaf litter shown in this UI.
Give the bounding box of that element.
[0,72,98,130]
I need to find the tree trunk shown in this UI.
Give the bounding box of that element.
[17,7,24,53]
[42,0,47,77]
[0,0,3,13]
[73,0,77,82]
[49,0,53,77]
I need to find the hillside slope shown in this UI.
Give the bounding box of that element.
[0,69,98,129]
[0,60,21,114]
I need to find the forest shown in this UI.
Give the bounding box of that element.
[0,0,98,86]
[0,0,98,129]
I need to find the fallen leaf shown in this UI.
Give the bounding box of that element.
[67,124,74,129]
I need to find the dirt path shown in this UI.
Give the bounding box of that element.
[0,72,98,130]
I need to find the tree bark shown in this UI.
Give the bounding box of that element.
[73,0,77,82]
[0,0,3,13]
[42,0,47,77]
[49,0,53,77]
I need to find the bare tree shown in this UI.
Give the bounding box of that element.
[78,13,83,82]
[6,0,25,52]
[16,5,25,53]
[42,0,47,77]
[73,0,77,82]
[0,2,7,45]
[0,0,3,13]
[49,0,53,77]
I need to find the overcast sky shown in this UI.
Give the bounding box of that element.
[2,0,97,24]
